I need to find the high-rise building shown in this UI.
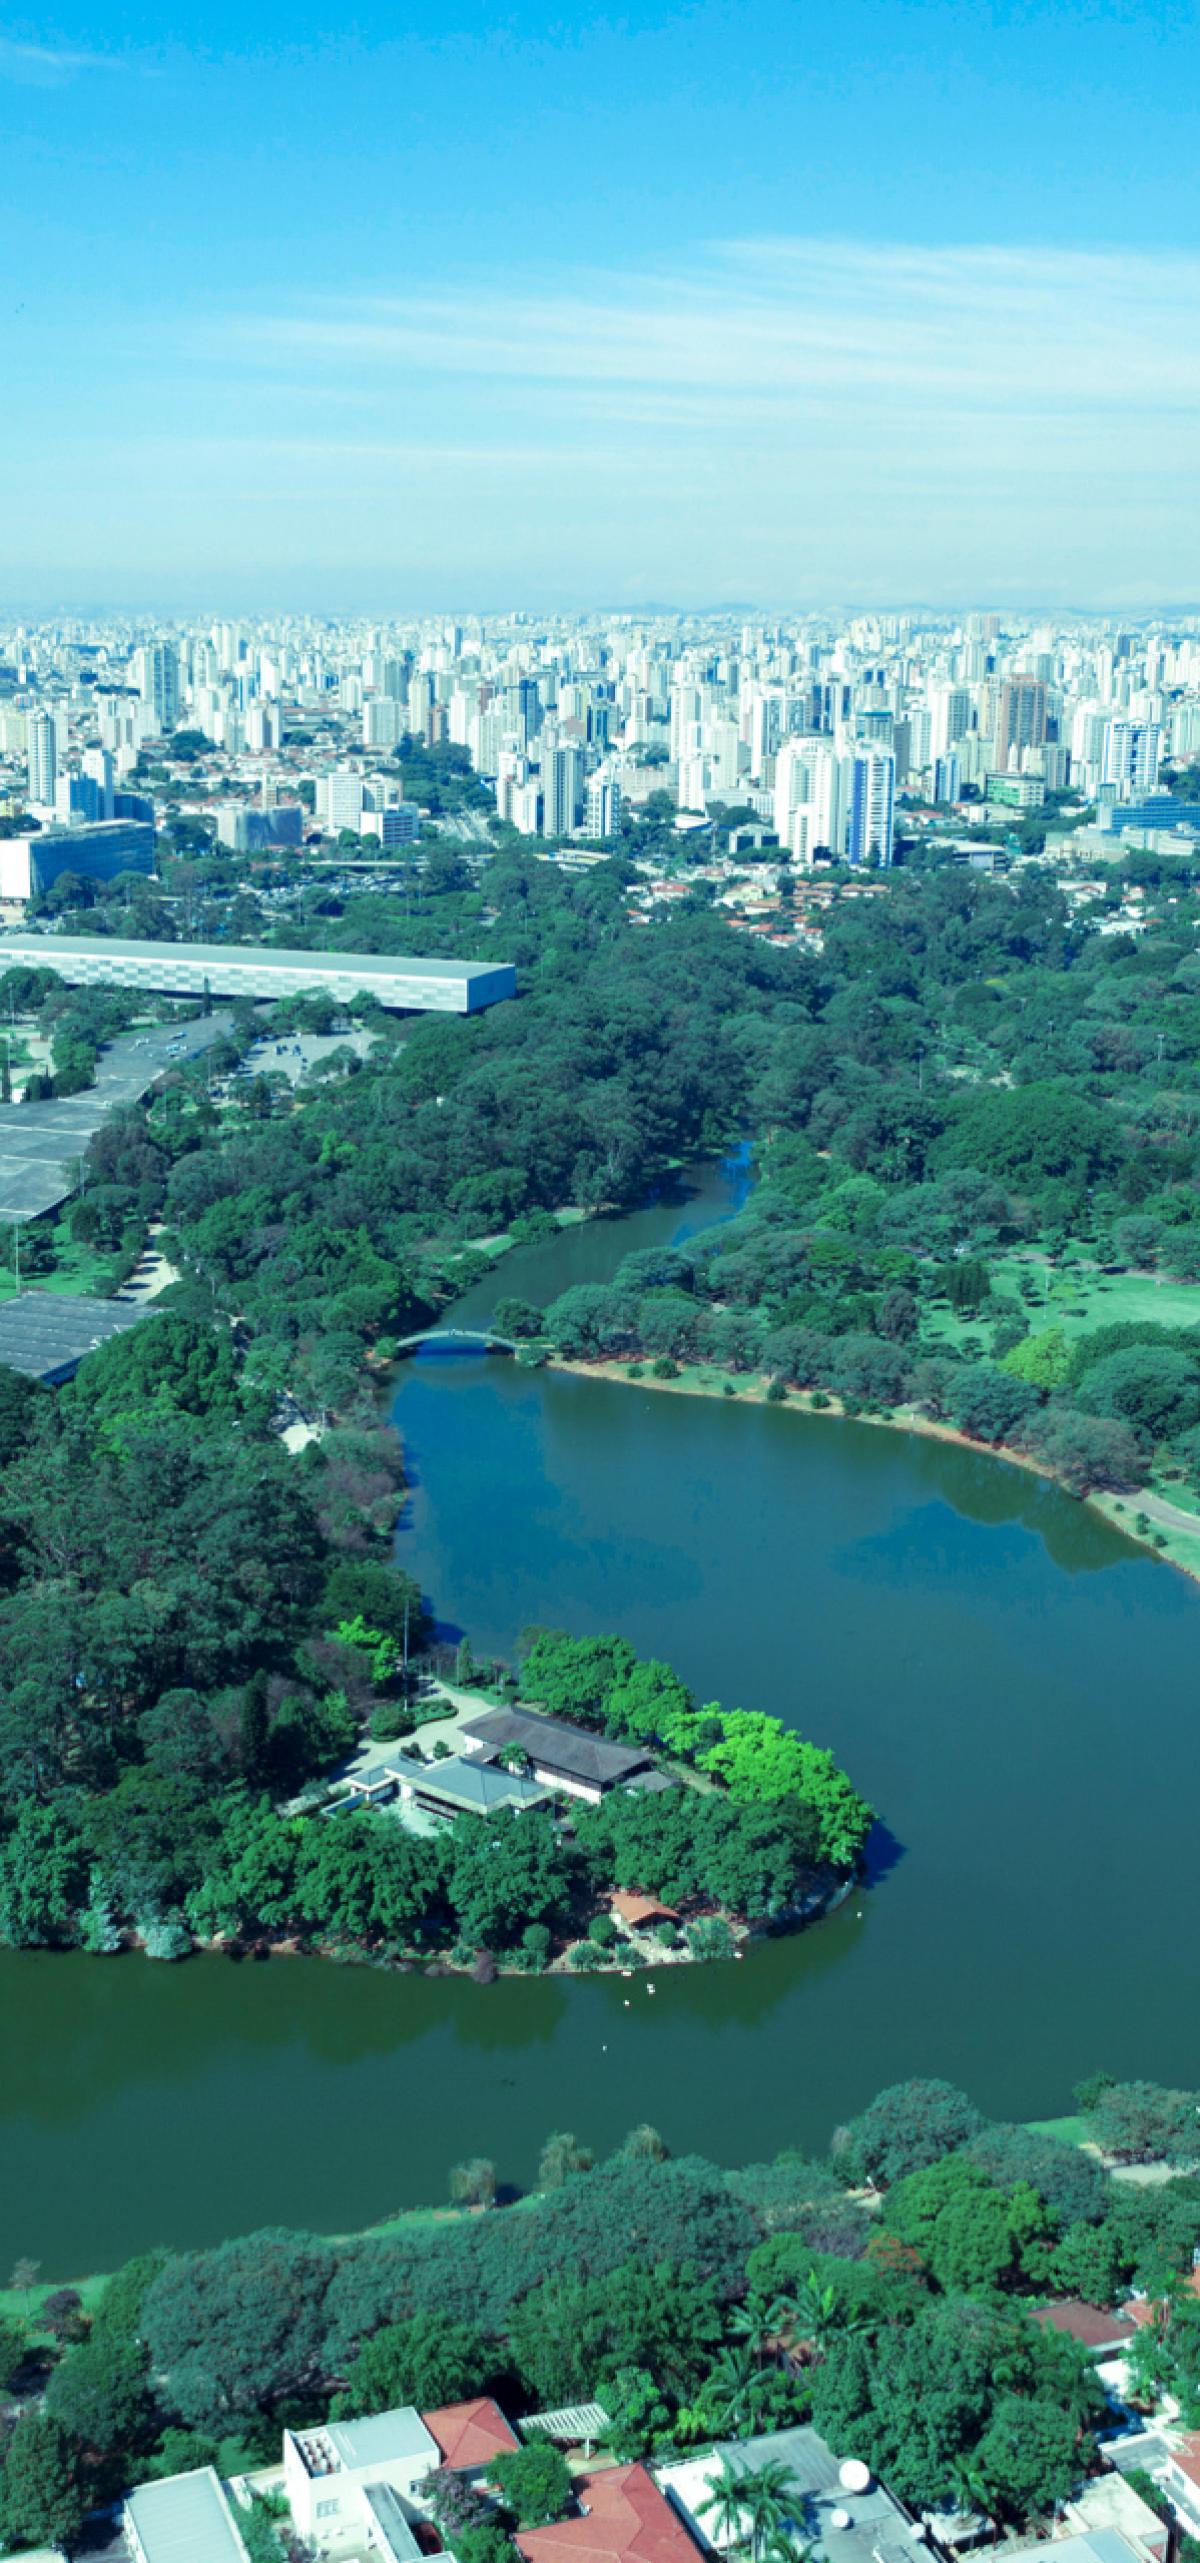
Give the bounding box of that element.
[585,767,621,838]
[26,709,58,809]
[1102,719,1161,800]
[995,675,1047,770]
[847,748,895,866]
[539,741,583,838]
[135,641,180,735]
[362,697,402,751]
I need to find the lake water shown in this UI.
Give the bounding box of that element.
[1,1155,1196,2276]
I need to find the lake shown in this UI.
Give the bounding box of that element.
[0,1155,1196,2276]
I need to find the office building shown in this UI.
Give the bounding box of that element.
[0,819,156,900]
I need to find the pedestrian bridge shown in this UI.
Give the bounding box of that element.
[394,1327,519,1357]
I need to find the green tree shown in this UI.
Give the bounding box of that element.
[332,2311,490,2419]
[831,2080,985,2189]
[0,2412,88,2552]
[491,2442,573,2526]
[976,2394,1084,2519]
[45,2331,156,2455]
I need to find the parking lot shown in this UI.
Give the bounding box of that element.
[0,1015,228,1224]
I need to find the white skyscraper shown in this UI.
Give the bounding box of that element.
[540,741,583,838]
[26,709,57,809]
[1102,719,1161,800]
[585,767,622,838]
[847,748,896,866]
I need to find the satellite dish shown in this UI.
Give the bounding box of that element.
[839,2463,871,2495]
[829,2510,852,2531]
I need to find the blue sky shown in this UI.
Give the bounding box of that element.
[4,0,1199,610]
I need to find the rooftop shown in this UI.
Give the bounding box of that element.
[659,2426,915,2563]
[1032,2301,1138,2351]
[423,2398,520,2469]
[124,2466,251,2563]
[517,2466,701,2563]
[0,932,505,986]
[0,1289,150,1380]
[460,1707,651,1788]
[393,1755,552,1815]
[325,2410,440,2472]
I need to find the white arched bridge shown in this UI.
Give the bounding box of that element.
[395,1327,519,1357]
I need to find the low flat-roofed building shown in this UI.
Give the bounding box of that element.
[458,1706,653,1805]
[284,2406,442,2556]
[1060,2472,1169,2563]
[125,2464,252,2563]
[657,2426,914,2563]
[0,934,516,1015]
[389,1752,554,1823]
[0,820,155,900]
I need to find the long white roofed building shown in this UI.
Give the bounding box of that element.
[0,934,516,1014]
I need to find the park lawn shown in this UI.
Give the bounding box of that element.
[925,1252,1200,1353]
[0,1223,121,1305]
[1097,1495,1200,1583]
[1023,2114,1093,2148]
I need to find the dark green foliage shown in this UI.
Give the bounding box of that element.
[331,2310,492,2418]
[810,2297,1099,2510]
[831,2080,986,2189]
[0,2412,88,2552]
[1086,2079,1200,2164]
[962,2124,1108,2228]
[143,2228,336,2428]
[491,2441,573,2525]
[45,2331,156,2455]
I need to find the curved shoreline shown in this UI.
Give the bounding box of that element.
[548,1354,1200,1591]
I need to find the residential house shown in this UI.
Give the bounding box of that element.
[515,2464,701,2563]
[283,2407,443,2557]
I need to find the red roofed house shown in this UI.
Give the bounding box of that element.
[425,2399,520,2477]
[516,2465,701,2563]
[1161,2435,1200,2541]
[1031,2300,1138,2358]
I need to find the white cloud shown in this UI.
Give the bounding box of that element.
[219,238,1200,412]
[12,236,1200,601]
[0,28,142,82]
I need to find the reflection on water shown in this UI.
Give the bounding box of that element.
[1,1149,1197,2276]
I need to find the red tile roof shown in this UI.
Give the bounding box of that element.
[1168,2434,1200,2493]
[517,2467,699,2563]
[611,1890,678,1926]
[1032,2300,1137,2349]
[423,2399,519,2470]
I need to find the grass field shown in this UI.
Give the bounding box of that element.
[0,1220,119,1306]
[925,1252,1200,1357]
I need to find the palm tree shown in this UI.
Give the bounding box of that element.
[758,2526,813,2563]
[788,2272,870,2364]
[728,2293,794,2364]
[698,2455,754,2552]
[949,2453,998,2547]
[703,2346,762,2434]
[741,2461,805,2562]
